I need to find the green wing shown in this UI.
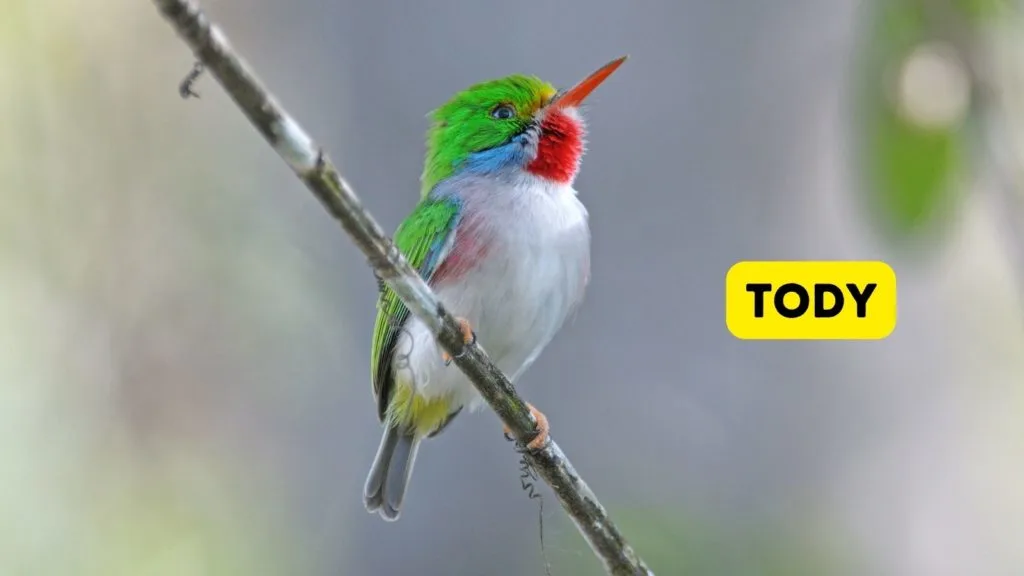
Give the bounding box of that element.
[371,197,462,421]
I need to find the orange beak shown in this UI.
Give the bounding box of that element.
[552,55,628,109]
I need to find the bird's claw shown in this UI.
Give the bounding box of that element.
[442,317,476,366]
[503,431,530,454]
[502,403,550,452]
[512,441,534,454]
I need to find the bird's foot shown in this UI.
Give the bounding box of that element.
[503,403,550,452]
[441,317,476,366]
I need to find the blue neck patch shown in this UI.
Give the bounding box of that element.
[460,135,528,176]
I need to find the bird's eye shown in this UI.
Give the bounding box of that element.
[491,104,515,120]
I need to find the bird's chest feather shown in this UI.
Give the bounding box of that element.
[435,179,591,369]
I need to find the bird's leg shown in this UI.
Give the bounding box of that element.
[503,403,550,451]
[441,317,476,366]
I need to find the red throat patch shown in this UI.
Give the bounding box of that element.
[526,110,584,184]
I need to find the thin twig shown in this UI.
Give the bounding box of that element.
[179,61,204,98]
[151,1,653,574]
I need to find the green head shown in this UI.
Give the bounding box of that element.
[419,56,628,197]
[420,75,556,196]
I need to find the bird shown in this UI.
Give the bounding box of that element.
[364,56,627,521]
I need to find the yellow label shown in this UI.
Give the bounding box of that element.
[725,261,897,340]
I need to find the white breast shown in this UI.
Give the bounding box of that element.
[397,174,591,411]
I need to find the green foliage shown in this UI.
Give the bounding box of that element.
[854,0,970,245]
[954,0,1009,21]
[870,103,963,236]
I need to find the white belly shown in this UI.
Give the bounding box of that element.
[396,177,590,411]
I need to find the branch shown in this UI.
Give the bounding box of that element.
[152,1,653,574]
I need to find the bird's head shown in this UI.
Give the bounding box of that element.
[420,56,627,196]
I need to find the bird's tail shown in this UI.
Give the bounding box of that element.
[363,424,421,521]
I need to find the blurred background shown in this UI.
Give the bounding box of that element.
[2,0,1023,574]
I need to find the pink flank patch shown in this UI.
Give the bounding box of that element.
[526,110,584,184]
[432,212,490,285]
